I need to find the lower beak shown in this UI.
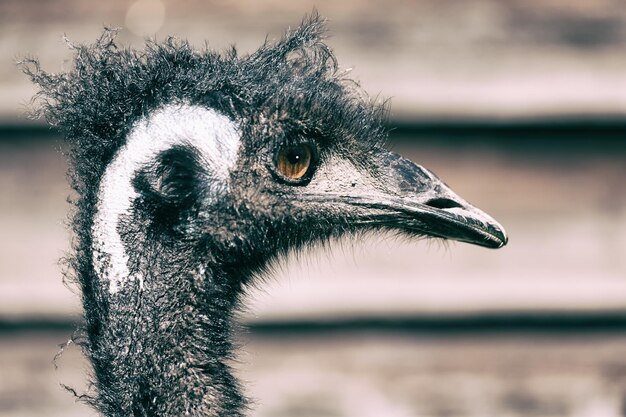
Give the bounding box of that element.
[360,196,508,249]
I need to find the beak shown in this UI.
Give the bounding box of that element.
[366,152,508,248]
[304,152,508,249]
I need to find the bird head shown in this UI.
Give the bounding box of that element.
[26,15,506,294]
[123,31,507,278]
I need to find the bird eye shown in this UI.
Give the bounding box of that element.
[274,143,316,184]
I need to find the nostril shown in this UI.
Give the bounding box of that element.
[424,198,464,210]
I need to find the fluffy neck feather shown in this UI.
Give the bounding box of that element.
[89,104,245,416]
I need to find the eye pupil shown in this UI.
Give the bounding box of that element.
[287,149,302,164]
[276,143,314,182]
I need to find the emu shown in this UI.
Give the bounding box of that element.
[26,16,506,417]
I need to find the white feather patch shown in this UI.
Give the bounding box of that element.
[91,104,241,294]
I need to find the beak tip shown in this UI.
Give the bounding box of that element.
[490,227,508,249]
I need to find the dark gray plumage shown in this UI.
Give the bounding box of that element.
[24,14,507,417]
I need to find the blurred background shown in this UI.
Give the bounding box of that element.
[1,1,626,416]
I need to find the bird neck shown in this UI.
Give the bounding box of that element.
[83,103,248,416]
[86,238,248,417]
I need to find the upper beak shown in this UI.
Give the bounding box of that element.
[305,152,508,249]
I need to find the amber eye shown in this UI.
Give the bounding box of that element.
[275,143,315,182]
